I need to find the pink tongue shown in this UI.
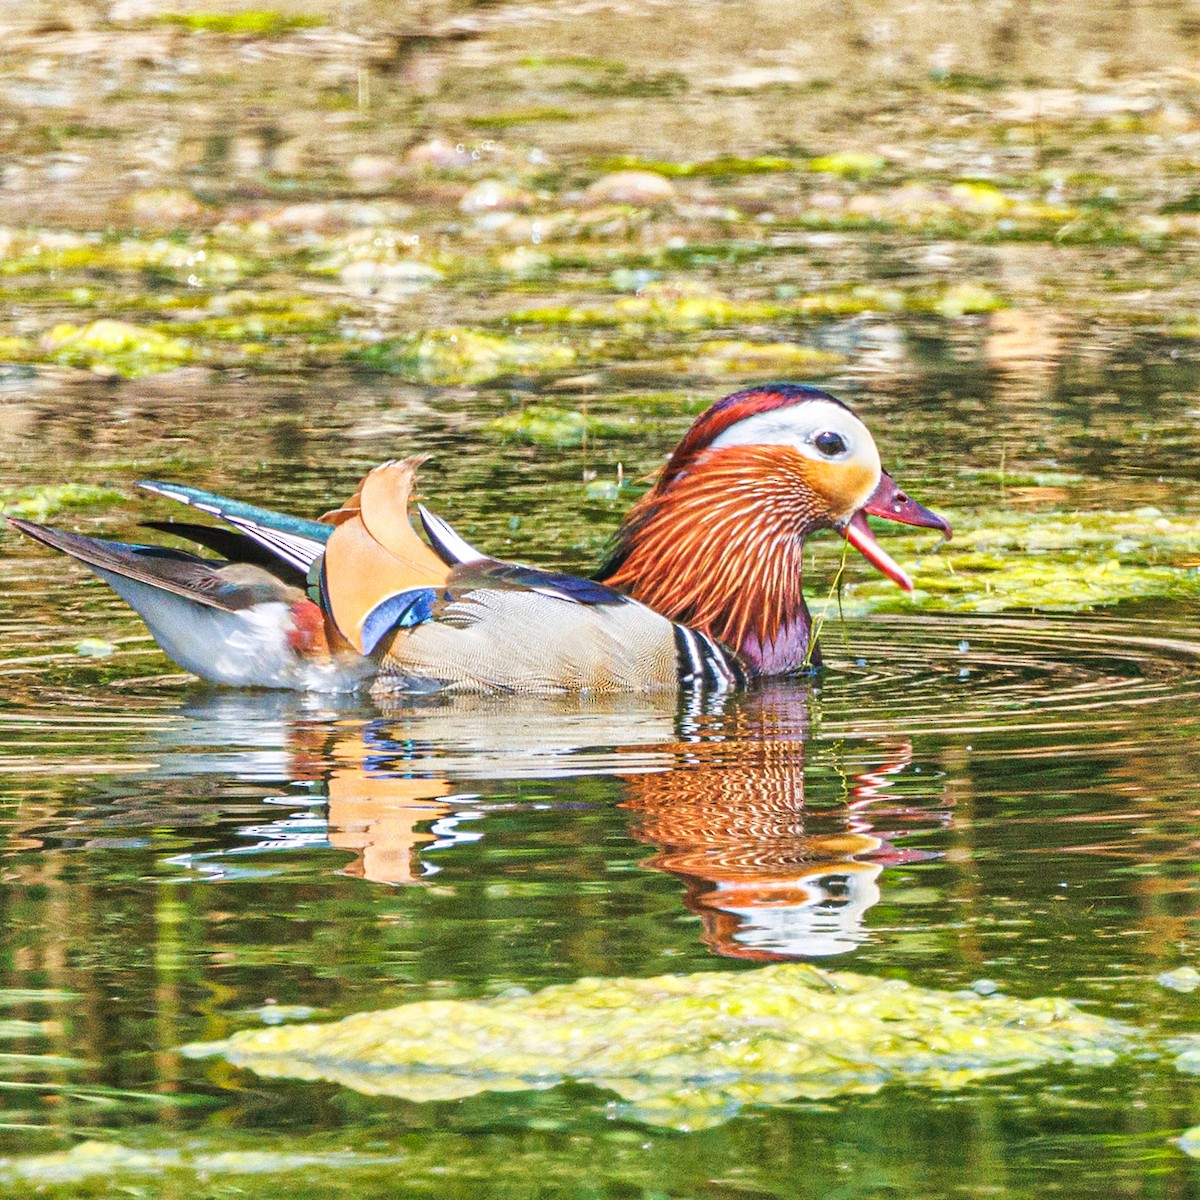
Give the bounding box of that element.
[843,510,914,592]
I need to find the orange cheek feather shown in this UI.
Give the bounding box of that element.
[796,457,879,521]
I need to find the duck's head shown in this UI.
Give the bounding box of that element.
[600,383,950,675]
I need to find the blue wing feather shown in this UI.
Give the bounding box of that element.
[360,588,438,655]
[137,481,332,542]
[449,560,627,606]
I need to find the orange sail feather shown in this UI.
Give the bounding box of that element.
[321,459,451,653]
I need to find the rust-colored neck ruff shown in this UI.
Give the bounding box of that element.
[601,446,829,673]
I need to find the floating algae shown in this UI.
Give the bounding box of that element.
[592,154,797,177]
[487,404,635,446]
[0,1140,402,1187]
[607,281,779,328]
[2,236,248,287]
[510,281,788,329]
[186,963,1135,1130]
[809,151,888,178]
[354,328,576,385]
[1,483,122,520]
[510,282,1004,331]
[40,319,192,378]
[842,509,1200,614]
[149,11,325,35]
[683,339,844,376]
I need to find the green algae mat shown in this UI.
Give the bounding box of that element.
[841,509,1200,614]
[185,963,1135,1130]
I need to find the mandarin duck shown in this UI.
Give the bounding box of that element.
[7,384,949,694]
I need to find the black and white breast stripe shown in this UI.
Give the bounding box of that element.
[673,624,749,692]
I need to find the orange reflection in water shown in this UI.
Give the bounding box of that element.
[284,687,945,957]
[621,687,933,960]
[285,719,456,886]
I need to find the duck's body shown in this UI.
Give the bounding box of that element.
[371,568,740,696]
[7,384,949,695]
[331,470,750,696]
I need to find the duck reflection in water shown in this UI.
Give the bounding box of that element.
[268,682,946,960]
[620,684,935,960]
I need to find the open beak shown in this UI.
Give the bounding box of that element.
[839,472,951,593]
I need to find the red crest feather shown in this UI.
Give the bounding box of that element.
[655,384,851,492]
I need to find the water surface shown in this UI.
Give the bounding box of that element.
[2,2,1200,1195]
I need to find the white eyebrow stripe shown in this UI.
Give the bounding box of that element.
[707,400,866,455]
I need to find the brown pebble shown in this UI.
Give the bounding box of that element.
[583,170,676,205]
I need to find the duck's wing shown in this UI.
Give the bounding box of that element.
[416,504,485,565]
[317,458,636,651]
[137,480,329,574]
[139,519,309,589]
[318,459,456,654]
[357,554,743,696]
[8,517,256,611]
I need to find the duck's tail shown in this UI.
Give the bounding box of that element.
[6,516,331,685]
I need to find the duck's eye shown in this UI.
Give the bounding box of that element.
[813,430,847,457]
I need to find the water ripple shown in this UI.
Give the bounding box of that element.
[818,612,1200,738]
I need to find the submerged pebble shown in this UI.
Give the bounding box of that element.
[123,188,206,227]
[345,154,403,192]
[583,170,676,205]
[1157,967,1200,993]
[460,180,536,213]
